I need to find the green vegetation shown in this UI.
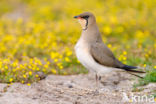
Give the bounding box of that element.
[134,69,156,87]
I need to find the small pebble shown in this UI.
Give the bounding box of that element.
[68,84,73,88]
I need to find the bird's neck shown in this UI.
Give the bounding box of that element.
[81,24,102,43]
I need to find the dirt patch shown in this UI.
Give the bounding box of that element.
[0,72,155,104]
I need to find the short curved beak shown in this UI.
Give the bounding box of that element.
[73,16,79,19]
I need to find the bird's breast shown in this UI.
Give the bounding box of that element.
[74,39,93,71]
[74,39,116,74]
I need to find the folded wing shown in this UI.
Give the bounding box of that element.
[90,42,145,74]
[90,42,124,68]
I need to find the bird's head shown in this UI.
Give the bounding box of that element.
[74,12,96,30]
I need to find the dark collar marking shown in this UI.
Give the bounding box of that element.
[83,19,88,31]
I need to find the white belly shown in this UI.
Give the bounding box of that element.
[75,39,115,75]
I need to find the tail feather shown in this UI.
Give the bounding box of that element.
[127,72,144,78]
[121,65,145,73]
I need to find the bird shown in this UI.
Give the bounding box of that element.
[73,12,145,88]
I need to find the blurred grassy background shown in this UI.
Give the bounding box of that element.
[0,0,156,85]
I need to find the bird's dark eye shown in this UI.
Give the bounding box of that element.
[81,15,89,19]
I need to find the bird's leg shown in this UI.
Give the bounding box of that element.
[94,73,100,94]
[99,76,101,81]
[95,74,101,89]
[95,73,98,88]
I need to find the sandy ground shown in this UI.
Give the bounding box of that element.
[0,72,155,104]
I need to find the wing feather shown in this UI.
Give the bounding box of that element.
[90,42,124,67]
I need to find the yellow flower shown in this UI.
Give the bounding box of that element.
[22,52,27,56]
[122,57,127,61]
[154,66,156,69]
[54,59,58,62]
[103,26,112,35]
[51,69,57,74]
[57,62,62,66]
[50,52,59,59]
[13,69,16,72]
[135,30,144,39]
[145,54,149,58]
[29,59,33,64]
[3,58,10,63]
[77,60,80,63]
[9,78,13,82]
[29,71,32,75]
[65,57,70,62]
[28,65,32,69]
[42,69,46,72]
[66,51,72,56]
[63,72,67,75]
[44,64,49,68]
[0,68,4,72]
[35,74,39,78]
[144,64,146,67]
[123,61,127,64]
[27,83,31,86]
[32,67,36,71]
[21,80,24,84]
[118,57,122,61]
[12,62,18,67]
[37,68,40,71]
[20,64,25,69]
[110,16,118,24]
[107,44,112,48]
[154,43,156,48]
[5,65,8,69]
[23,74,27,78]
[0,62,2,68]
[59,65,63,69]
[46,61,50,65]
[123,51,127,55]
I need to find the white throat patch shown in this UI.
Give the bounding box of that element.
[78,19,87,30]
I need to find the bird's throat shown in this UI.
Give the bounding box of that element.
[78,19,88,30]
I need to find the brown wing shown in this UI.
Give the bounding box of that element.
[90,42,124,68]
